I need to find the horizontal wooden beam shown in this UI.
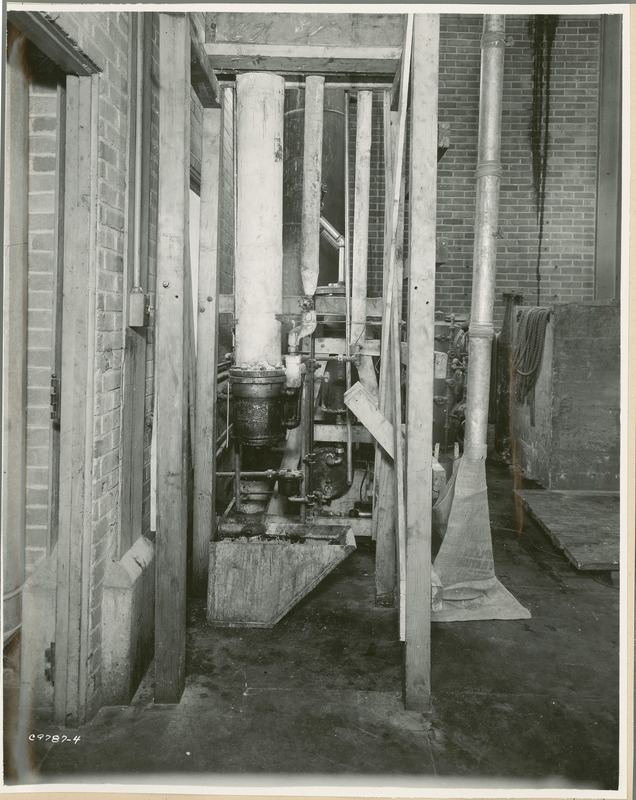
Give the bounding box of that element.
[204,42,401,75]
[218,294,384,318]
[265,514,373,537]
[314,423,373,445]
[207,12,406,48]
[303,337,381,357]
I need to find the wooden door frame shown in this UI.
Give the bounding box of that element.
[8,10,102,727]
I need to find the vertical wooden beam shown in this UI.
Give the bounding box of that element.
[120,13,150,557]
[2,30,29,647]
[404,13,439,712]
[155,12,190,704]
[300,75,325,298]
[351,90,373,349]
[594,14,622,300]
[373,91,397,603]
[54,74,99,726]
[374,17,413,624]
[193,105,223,595]
[48,82,67,554]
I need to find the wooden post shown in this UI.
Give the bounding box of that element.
[373,91,397,603]
[300,75,325,298]
[155,12,191,704]
[120,13,151,557]
[404,13,439,712]
[351,90,373,350]
[54,74,99,726]
[594,14,622,300]
[192,105,223,594]
[2,29,28,649]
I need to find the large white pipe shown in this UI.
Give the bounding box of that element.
[234,73,285,367]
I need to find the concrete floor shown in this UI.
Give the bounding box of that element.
[21,464,621,791]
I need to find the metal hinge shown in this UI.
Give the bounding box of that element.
[44,642,55,685]
[50,374,61,423]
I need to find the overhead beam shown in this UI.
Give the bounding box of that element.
[207,12,406,48]
[204,43,401,75]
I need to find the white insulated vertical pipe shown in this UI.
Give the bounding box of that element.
[234,73,285,367]
[464,15,506,458]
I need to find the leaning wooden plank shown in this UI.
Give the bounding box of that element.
[404,13,439,713]
[344,382,394,457]
[155,13,190,705]
[193,106,223,595]
[379,14,414,640]
[374,89,397,601]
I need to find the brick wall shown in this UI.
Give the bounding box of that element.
[353,14,600,326]
[436,14,599,323]
[42,10,140,716]
[26,79,59,571]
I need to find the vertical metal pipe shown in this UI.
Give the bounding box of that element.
[464,15,506,458]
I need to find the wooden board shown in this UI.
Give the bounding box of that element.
[207,12,406,48]
[54,75,99,726]
[515,490,620,572]
[300,75,324,297]
[219,294,384,317]
[351,90,373,348]
[404,13,439,712]
[207,524,356,627]
[3,29,29,646]
[120,14,149,558]
[204,42,401,75]
[154,13,190,705]
[344,382,394,457]
[192,107,223,594]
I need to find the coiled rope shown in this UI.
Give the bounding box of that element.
[512,307,550,424]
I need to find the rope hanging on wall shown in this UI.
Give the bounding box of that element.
[512,306,550,425]
[529,15,559,307]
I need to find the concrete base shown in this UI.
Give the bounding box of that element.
[102,536,155,706]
